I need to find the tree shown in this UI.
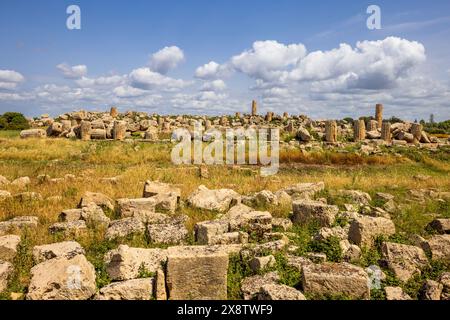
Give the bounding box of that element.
[429,114,435,124]
[0,112,30,130]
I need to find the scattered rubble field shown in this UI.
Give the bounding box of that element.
[0,113,449,300]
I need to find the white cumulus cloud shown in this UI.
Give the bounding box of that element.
[149,46,185,74]
[0,69,25,90]
[129,67,188,91]
[200,79,227,92]
[56,63,88,79]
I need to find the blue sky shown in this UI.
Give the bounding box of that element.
[0,0,449,120]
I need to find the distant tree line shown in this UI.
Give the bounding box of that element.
[0,112,30,130]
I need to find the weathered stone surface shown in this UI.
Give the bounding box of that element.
[340,240,361,262]
[0,216,38,236]
[48,220,87,236]
[385,286,412,300]
[105,218,146,241]
[375,104,383,128]
[296,126,311,142]
[421,280,443,300]
[257,284,306,300]
[353,119,366,142]
[325,120,337,143]
[105,245,168,281]
[32,241,85,263]
[59,209,82,222]
[439,272,450,300]
[195,220,230,245]
[281,182,325,200]
[80,120,91,140]
[147,222,188,244]
[27,255,96,300]
[81,204,110,228]
[423,235,450,261]
[0,190,11,201]
[314,226,348,242]
[95,278,154,300]
[117,197,157,220]
[0,234,21,261]
[241,272,280,300]
[272,218,293,231]
[381,122,391,142]
[143,180,181,199]
[79,191,114,211]
[166,245,229,300]
[292,200,338,227]
[381,242,429,282]
[336,190,372,206]
[11,176,31,188]
[0,175,10,187]
[20,129,46,139]
[249,255,276,272]
[427,219,450,234]
[302,262,370,299]
[0,261,13,292]
[348,216,395,247]
[154,268,167,300]
[187,185,240,212]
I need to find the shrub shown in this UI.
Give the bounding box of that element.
[0,112,30,130]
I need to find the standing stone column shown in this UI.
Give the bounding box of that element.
[205,119,212,130]
[381,122,392,142]
[375,104,383,129]
[251,100,257,116]
[113,120,126,140]
[283,112,288,118]
[353,119,366,142]
[157,117,164,127]
[325,120,338,143]
[411,123,422,143]
[235,112,241,118]
[265,112,273,122]
[110,106,118,118]
[80,120,91,141]
[368,120,378,132]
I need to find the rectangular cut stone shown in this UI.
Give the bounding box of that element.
[302,262,370,299]
[166,246,229,300]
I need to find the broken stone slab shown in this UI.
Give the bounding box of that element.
[381,242,429,282]
[105,217,146,241]
[314,226,348,242]
[165,245,229,300]
[0,190,12,201]
[292,200,338,227]
[272,218,293,231]
[13,192,43,202]
[32,241,85,263]
[348,216,395,247]
[249,255,276,272]
[422,235,450,261]
[421,280,443,300]
[195,220,230,245]
[48,220,87,236]
[385,286,412,300]
[78,191,114,211]
[427,219,450,234]
[20,129,46,139]
[187,185,241,213]
[105,245,167,281]
[0,261,14,292]
[117,197,156,219]
[11,176,31,188]
[280,182,325,200]
[81,204,110,228]
[439,272,450,300]
[302,262,370,299]
[143,180,181,200]
[27,255,96,300]
[58,208,83,222]
[241,271,280,300]
[0,216,39,236]
[335,190,372,206]
[147,222,189,245]
[95,278,154,300]
[0,234,21,262]
[257,283,306,300]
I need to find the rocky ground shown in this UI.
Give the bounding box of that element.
[0,106,449,300]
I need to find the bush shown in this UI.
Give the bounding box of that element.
[0,112,30,130]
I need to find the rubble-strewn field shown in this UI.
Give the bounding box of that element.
[0,108,449,301]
